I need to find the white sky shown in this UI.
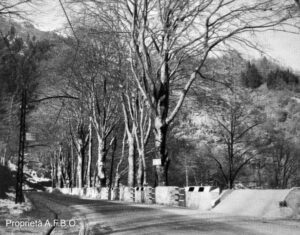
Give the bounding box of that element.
[25,1,300,72]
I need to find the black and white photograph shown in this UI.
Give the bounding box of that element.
[0,0,300,234]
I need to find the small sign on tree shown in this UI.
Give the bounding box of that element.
[26,133,36,141]
[153,159,161,166]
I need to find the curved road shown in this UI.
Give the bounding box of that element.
[28,192,300,235]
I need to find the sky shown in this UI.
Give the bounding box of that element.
[24,1,300,72]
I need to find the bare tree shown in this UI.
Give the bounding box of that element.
[269,137,299,188]
[122,86,152,187]
[197,64,265,189]
[0,0,32,16]
[68,0,298,186]
[65,98,89,188]
[114,127,127,188]
[122,98,136,187]
[118,0,297,185]
[63,27,123,187]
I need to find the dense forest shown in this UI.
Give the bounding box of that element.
[0,1,300,193]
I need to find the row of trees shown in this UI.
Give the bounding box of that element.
[193,56,300,189]
[241,62,299,90]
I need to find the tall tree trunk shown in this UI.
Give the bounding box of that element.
[87,117,92,187]
[127,133,135,187]
[185,154,189,187]
[56,150,62,188]
[60,154,66,188]
[114,128,126,188]
[76,139,83,188]
[92,168,97,187]
[109,137,117,190]
[228,179,234,189]
[70,141,75,188]
[137,154,143,187]
[153,117,169,186]
[114,173,120,188]
[141,151,147,186]
[51,152,56,188]
[81,146,85,187]
[97,135,106,187]
[136,150,148,186]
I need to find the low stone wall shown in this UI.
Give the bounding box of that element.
[135,187,144,203]
[185,186,219,210]
[111,187,119,200]
[123,187,135,202]
[99,187,109,200]
[144,187,155,204]
[49,186,218,209]
[119,187,125,201]
[212,189,234,208]
[84,187,100,198]
[50,187,111,200]
[285,187,300,218]
[69,188,81,196]
[155,186,180,206]
[48,186,300,219]
[59,188,71,194]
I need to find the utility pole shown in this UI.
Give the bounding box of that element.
[15,89,27,204]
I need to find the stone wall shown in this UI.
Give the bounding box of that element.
[123,187,135,202]
[155,186,180,206]
[135,187,144,203]
[285,187,300,218]
[185,186,219,210]
[144,187,155,204]
[48,186,300,219]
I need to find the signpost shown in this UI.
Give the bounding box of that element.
[153,159,162,166]
[26,132,36,142]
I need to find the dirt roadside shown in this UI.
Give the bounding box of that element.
[0,192,83,235]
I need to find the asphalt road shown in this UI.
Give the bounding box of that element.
[28,192,300,235]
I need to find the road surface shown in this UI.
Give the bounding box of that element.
[26,192,300,235]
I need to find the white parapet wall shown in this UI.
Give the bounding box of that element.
[212,189,293,218]
[100,187,109,200]
[144,187,154,204]
[119,186,125,201]
[85,187,101,199]
[111,187,119,200]
[70,188,83,196]
[123,187,135,202]
[155,186,179,206]
[60,188,72,195]
[185,186,220,210]
[284,187,300,218]
[135,187,144,203]
[47,186,300,220]
[49,187,112,199]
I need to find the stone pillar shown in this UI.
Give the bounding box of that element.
[100,187,109,200]
[155,186,180,206]
[144,187,155,204]
[123,187,135,202]
[135,187,145,203]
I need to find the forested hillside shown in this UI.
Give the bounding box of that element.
[170,54,300,188]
